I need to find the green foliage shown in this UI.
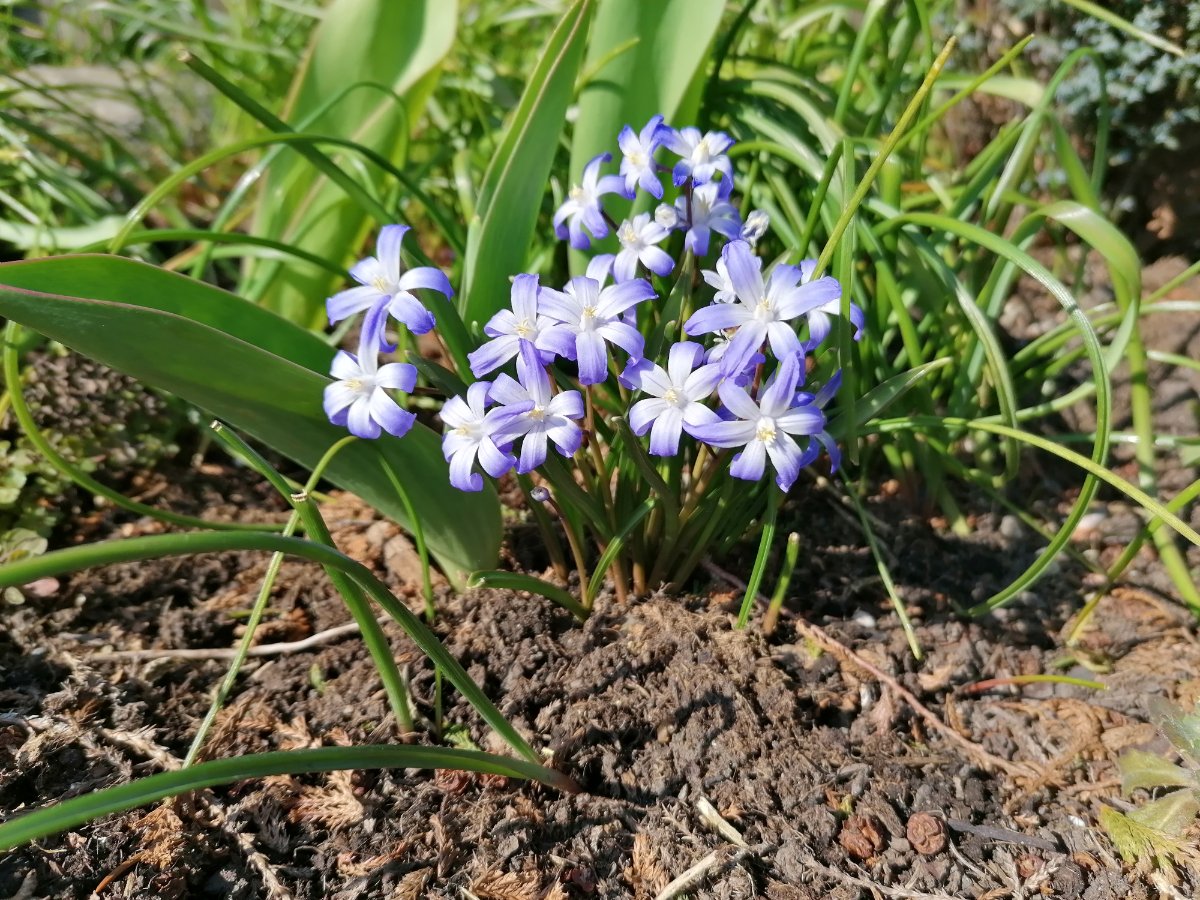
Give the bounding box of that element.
[0,255,501,585]
[245,0,459,326]
[1101,702,1200,876]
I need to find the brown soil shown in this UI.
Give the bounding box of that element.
[1,461,1198,899]
[1,262,1198,899]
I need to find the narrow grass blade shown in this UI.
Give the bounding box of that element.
[0,746,574,853]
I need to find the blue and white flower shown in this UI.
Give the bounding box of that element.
[614,213,674,282]
[553,152,626,250]
[689,353,825,491]
[675,181,741,256]
[468,274,576,379]
[684,240,841,377]
[326,224,452,350]
[440,381,523,491]
[618,115,666,199]
[323,345,417,440]
[623,342,722,456]
[489,348,585,473]
[663,126,734,187]
[539,276,656,385]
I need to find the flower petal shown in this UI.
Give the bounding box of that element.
[375,225,410,285]
[717,380,762,421]
[683,302,750,336]
[448,446,484,492]
[375,362,417,392]
[729,439,767,481]
[575,331,608,385]
[468,334,520,377]
[629,397,669,435]
[722,240,764,304]
[666,341,705,386]
[369,389,415,438]
[347,397,381,439]
[398,265,454,299]
[759,353,802,417]
[648,407,684,456]
[387,291,435,334]
[688,417,756,448]
[327,285,384,324]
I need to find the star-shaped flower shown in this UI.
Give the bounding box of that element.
[663,126,734,187]
[552,153,626,250]
[323,344,417,440]
[489,348,585,473]
[440,381,524,491]
[689,353,825,491]
[538,276,656,384]
[468,274,576,379]
[614,213,674,282]
[675,181,741,256]
[326,225,452,350]
[618,115,667,199]
[684,240,841,377]
[623,342,721,456]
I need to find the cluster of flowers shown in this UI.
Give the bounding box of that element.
[322,118,863,493]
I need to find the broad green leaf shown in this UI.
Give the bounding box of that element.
[0,745,574,852]
[0,256,499,584]
[460,0,594,330]
[568,0,726,267]
[248,0,457,325]
[1119,750,1199,794]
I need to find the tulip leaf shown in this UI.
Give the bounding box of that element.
[247,0,458,326]
[460,0,594,330]
[0,255,500,585]
[570,0,726,181]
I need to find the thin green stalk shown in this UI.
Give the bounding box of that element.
[0,530,539,763]
[814,36,957,278]
[186,424,366,761]
[1,323,281,533]
[378,453,435,620]
[763,532,800,636]
[736,486,780,630]
[210,427,417,732]
[0,746,576,854]
[840,471,922,659]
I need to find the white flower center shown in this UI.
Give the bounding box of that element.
[569,185,586,203]
[754,297,774,320]
[529,406,547,422]
[514,318,534,338]
[629,149,648,168]
[664,388,680,405]
[756,418,777,443]
[371,275,391,293]
[619,223,638,246]
[580,305,599,329]
[346,377,367,393]
[454,425,471,437]
[694,137,711,162]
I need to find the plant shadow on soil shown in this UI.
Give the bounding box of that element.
[1,445,1197,899]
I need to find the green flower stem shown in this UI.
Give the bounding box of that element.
[813,36,957,279]
[1,322,282,533]
[378,452,435,621]
[538,489,591,606]
[736,486,780,629]
[517,473,569,581]
[184,511,300,766]
[208,427,417,733]
[763,532,800,636]
[0,530,539,764]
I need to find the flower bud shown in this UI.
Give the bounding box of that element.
[741,209,769,245]
[654,203,680,230]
